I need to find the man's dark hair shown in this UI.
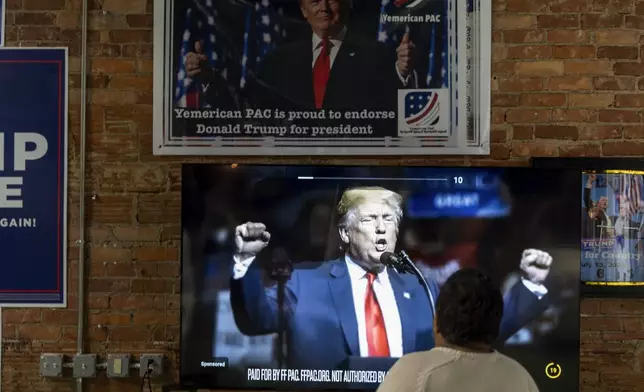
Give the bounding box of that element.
[435,268,503,346]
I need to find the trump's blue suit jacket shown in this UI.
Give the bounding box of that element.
[230,258,549,370]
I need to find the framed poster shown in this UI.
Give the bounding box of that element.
[533,158,644,297]
[152,0,491,156]
[0,47,68,307]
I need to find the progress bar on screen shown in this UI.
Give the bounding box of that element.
[296,177,450,181]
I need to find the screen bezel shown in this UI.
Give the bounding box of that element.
[179,163,582,391]
[532,157,644,298]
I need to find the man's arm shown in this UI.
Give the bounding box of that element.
[497,280,550,342]
[229,254,299,335]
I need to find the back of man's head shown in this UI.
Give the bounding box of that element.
[435,268,503,347]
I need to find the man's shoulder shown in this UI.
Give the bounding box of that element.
[491,351,535,377]
[291,259,343,277]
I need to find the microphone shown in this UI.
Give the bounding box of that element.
[380,250,436,317]
[380,251,416,274]
[380,251,408,274]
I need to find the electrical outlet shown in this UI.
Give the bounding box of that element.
[40,354,64,377]
[139,354,164,377]
[72,354,97,378]
[107,354,130,378]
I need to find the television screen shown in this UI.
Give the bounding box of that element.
[181,165,580,391]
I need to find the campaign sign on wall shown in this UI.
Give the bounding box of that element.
[152,0,491,156]
[0,48,68,307]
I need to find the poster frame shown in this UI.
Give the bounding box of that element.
[152,0,491,156]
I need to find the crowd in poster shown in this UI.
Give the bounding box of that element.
[581,170,644,283]
[153,0,490,155]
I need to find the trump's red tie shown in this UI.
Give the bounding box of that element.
[365,272,390,356]
[313,39,330,109]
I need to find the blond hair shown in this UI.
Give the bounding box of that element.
[336,187,403,229]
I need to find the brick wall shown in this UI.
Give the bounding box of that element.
[2,0,644,391]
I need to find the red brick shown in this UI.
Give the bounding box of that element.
[492,93,521,106]
[551,0,589,11]
[582,13,623,28]
[594,76,637,90]
[579,125,622,139]
[41,310,77,325]
[499,77,544,92]
[89,195,134,224]
[537,14,580,28]
[559,144,601,156]
[616,94,644,107]
[624,125,644,138]
[23,0,65,10]
[505,108,551,123]
[547,29,591,43]
[547,75,593,90]
[565,60,613,75]
[17,325,63,341]
[614,62,644,76]
[508,45,552,59]
[14,12,56,25]
[534,125,579,139]
[580,316,623,331]
[521,93,566,106]
[625,15,644,28]
[593,0,633,12]
[505,0,547,12]
[553,108,596,122]
[597,46,639,60]
[603,141,644,155]
[552,45,596,59]
[598,110,641,122]
[511,141,558,157]
[134,247,179,262]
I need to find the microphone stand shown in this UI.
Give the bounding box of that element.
[269,257,292,368]
[388,250,436,316]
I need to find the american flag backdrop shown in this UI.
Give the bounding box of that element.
[174,0,287,108]
[619,174,643,217]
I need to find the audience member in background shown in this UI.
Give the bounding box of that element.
[376,269,539,392]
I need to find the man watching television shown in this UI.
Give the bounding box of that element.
[229,186,553,370]
[376,268,540,392]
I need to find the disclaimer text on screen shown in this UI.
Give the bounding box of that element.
[247,368,388,383]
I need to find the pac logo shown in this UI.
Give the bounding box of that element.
[393,0,426,8]
[397,89,449,136]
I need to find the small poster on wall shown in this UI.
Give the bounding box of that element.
[581,170,644,285]
[152,0,491,156]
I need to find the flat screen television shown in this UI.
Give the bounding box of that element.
[180,164,580,391]
[533,157,644,297]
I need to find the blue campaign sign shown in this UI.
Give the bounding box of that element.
[0,48,68,307]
